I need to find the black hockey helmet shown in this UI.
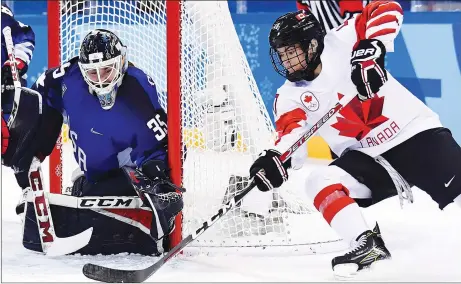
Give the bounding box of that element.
[78,29,128,110]
[269,10,325,82]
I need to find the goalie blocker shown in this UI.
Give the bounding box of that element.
[2,87,62,188]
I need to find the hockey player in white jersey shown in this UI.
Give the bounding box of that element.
[249,0,461,276]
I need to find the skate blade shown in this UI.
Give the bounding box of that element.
[333,264,359,280]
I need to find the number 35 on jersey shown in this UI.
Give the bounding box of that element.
[147,113,167,141]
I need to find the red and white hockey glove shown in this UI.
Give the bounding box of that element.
[1,113,9,155]
[351,39,387,101]
[249,149,290,192]
[2,58,26,94]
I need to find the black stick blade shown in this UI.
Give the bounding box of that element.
[82,263,155,283]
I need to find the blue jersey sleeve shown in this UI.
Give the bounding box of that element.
[31,60,76,114]
[1,5,35,68]
[126,66,164,110]
[124,67,168,168]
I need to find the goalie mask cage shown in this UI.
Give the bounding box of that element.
[47,0,342,252]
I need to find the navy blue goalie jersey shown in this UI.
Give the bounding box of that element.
[32,58,168,182]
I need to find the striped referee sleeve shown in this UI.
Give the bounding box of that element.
[296,0,370,31]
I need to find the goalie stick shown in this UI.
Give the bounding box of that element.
[26,157,94,256]
[82,92,356,283]
[3,27,93,256]
[2,26,23,128]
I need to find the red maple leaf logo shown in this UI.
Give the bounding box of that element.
[331,96,389,141]
[304,95,312,103]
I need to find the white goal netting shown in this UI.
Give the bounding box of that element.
[55,0,341,250]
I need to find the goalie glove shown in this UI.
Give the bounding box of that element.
[124,161,184,241]
[249,149,290,192]
[351,39,387,101]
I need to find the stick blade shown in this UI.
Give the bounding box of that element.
[82,263,157,283]
[46,227,93,256]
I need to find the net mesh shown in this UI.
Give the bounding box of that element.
[57,0,340,248]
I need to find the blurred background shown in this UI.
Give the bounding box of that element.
[3,0,461,143]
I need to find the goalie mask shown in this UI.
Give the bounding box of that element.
[78,29,128,110]
[269,10,325,82]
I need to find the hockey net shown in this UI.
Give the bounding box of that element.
[47,0,341,251]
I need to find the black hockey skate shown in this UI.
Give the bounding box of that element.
[332,223,391,278]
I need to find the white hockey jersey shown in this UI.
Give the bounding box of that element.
[273,1,442,169]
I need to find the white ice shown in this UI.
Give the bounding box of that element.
[2,161,460,282]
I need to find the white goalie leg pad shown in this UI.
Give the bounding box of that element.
[60,167,85,195]
[27,157,93,256]
[70,167,85,183]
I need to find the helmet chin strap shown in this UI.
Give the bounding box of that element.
[302,62,321,81]
[286,62,320,82]
[286,45,322,82]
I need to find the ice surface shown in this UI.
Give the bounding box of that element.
[2,162,460,282]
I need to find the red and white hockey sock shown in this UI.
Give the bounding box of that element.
[314,183,370,247]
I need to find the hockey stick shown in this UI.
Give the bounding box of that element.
[27,157,94,256]
[2,27,23,128]
[2,27,21,88]
[82,93,355,283]
[3,27,93,256]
